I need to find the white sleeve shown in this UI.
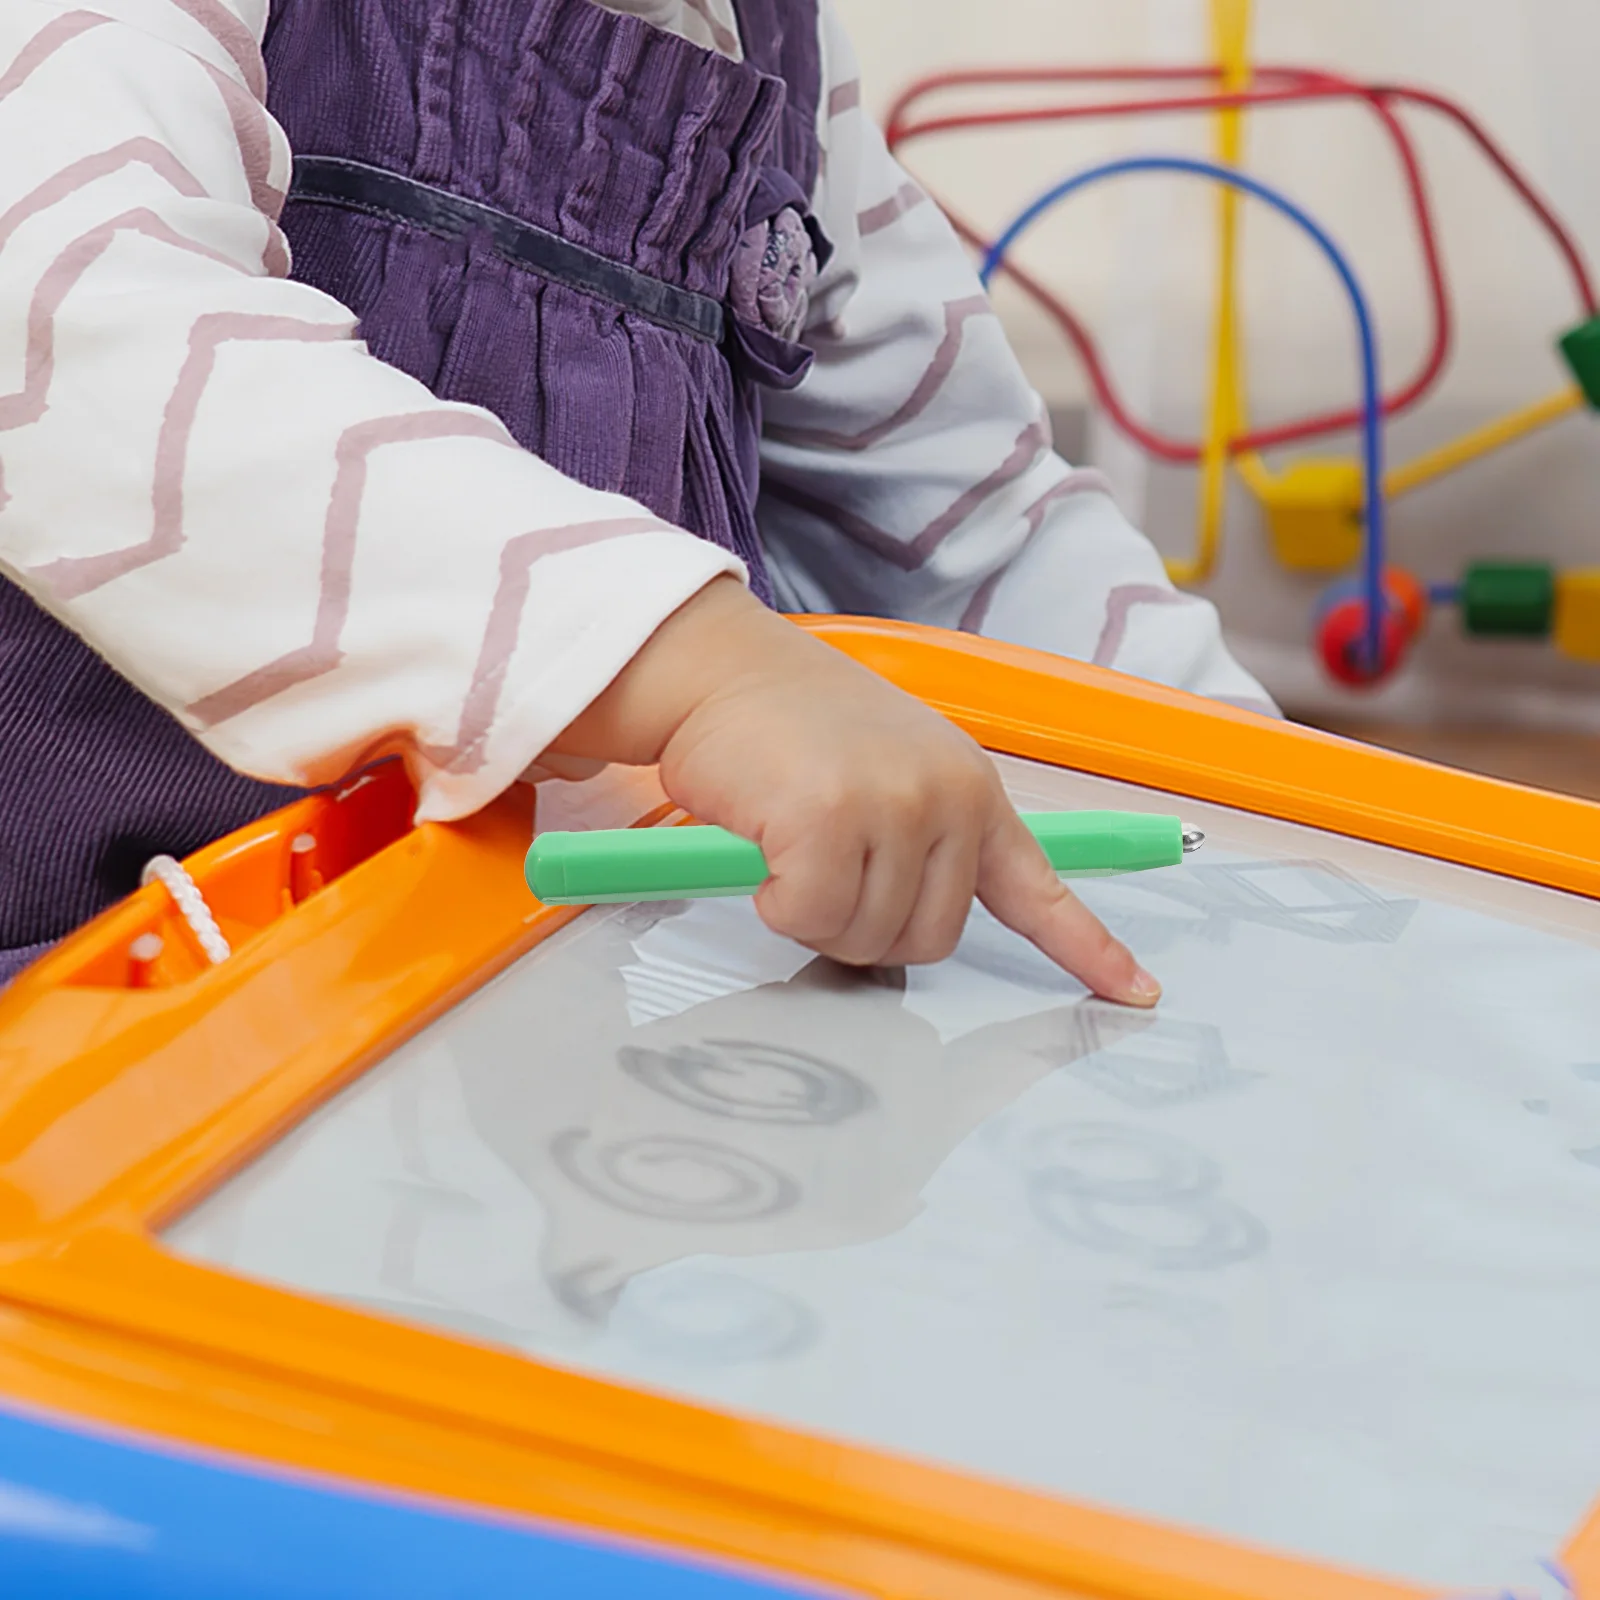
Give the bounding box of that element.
[756,1,1277,715]
[0,0,746,825]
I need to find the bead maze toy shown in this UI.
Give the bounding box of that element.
[2,618,1600,1598]
[884,0,1600,688]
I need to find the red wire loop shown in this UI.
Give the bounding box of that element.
[883,65,1596,465]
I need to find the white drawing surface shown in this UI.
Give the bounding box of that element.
[166,757,1600,1595]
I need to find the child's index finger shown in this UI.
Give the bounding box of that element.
[976,808,1162,1008]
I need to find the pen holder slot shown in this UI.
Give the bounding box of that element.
[56,762,420,992]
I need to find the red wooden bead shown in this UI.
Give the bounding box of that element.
[1316,596,1407,686]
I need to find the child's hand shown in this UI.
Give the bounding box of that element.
[547,578,1160,1006]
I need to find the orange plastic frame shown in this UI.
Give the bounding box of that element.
[0,617,1597,1600]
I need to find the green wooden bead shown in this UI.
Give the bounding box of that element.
[1560,315,1600,411]
[1461,562,1556,638]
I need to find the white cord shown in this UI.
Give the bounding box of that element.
[140,855,231,966]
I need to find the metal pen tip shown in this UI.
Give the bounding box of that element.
[1181,828,1206,854]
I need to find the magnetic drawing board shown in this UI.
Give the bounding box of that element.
[165,754,1600,1596]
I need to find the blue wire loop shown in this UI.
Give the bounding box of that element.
[978,156,1388,676]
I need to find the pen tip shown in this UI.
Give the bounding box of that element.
[1181,828,1206,854]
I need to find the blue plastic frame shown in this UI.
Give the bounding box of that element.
[0,1404,833,1600]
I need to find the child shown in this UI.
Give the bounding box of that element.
[0,0,1270,1000]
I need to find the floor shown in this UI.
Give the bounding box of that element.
[1308,719,1600,803]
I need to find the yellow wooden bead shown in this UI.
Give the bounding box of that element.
[1553,568,1600,663]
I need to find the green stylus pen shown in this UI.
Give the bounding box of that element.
[525,811,1203,906]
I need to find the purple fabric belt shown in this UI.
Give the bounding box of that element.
[290,156,727,344]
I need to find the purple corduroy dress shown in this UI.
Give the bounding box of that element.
[0,0,824,984]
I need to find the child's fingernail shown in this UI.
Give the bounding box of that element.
[1127,967,1162,1004]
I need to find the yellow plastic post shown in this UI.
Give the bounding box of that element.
[1175,0,1255,590]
